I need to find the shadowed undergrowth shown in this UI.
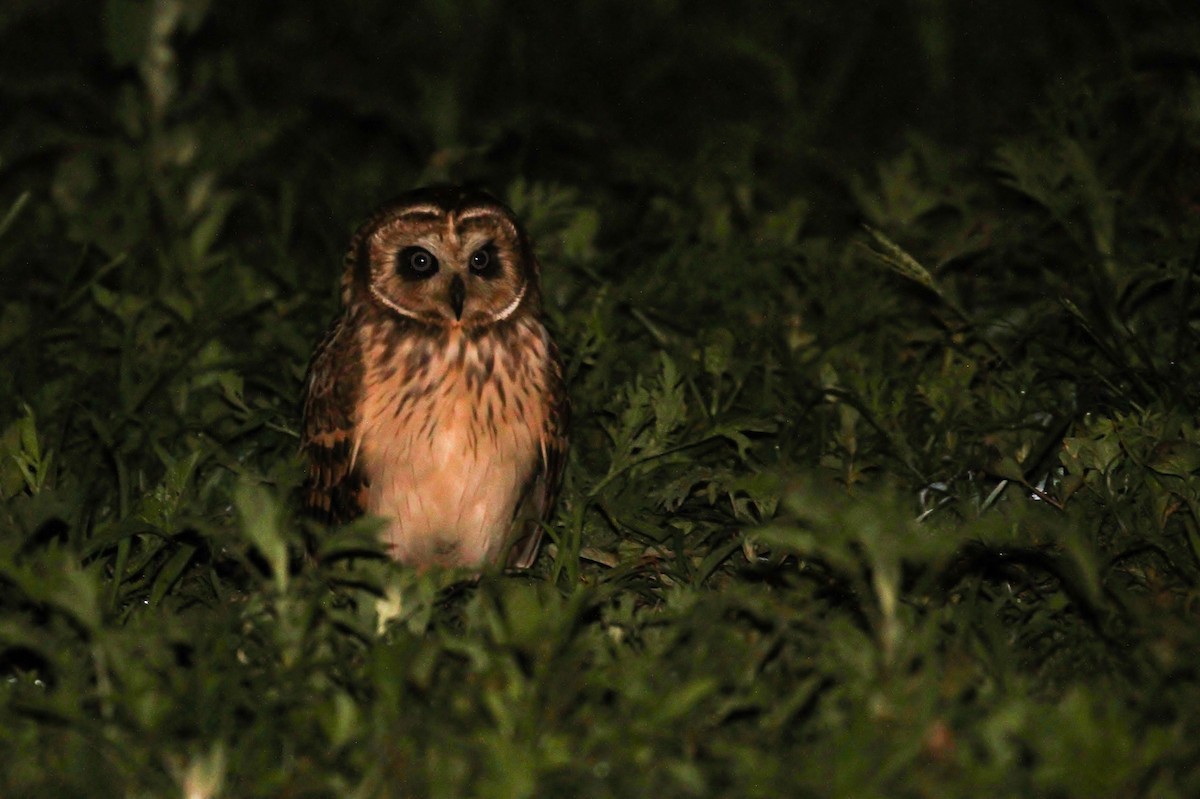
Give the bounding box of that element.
[2,1,1200,796]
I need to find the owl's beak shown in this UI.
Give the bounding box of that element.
[448,274,466,320]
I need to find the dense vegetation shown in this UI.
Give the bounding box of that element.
[3,1,1200,796]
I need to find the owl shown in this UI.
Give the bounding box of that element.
[300,186,569,570]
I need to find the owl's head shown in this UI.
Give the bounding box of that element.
[343,186,540,330]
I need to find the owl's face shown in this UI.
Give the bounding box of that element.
[347,187,537,330]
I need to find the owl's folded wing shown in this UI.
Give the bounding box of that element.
[300,318,368,524]
[506,337,570,569]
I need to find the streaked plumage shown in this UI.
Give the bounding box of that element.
[301,187,568,569]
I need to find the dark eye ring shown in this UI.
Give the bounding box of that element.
[398,246,439,280]
[470,249,490,271]
[410,249,434,272]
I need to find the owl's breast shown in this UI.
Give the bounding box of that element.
[354,323,551,566]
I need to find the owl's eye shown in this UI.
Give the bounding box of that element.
[398,246,438,280]
[469,244,499,278]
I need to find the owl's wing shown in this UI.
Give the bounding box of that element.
[300,316,367,524]
[506,333,570,569]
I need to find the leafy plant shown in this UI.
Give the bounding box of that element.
[2,1,1200,796]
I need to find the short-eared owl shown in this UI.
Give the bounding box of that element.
[301,186,568,569]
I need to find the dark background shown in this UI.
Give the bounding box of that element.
[3,1,1200,795]
[5,2,1190,236]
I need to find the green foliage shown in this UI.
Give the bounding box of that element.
[2,1,1200,796]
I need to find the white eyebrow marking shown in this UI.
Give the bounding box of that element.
[396,204,445,218]
[455,208,517,237]
[454,207,500,223]
[491,281,527,321]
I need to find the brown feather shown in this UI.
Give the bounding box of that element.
[300,315,367,522]
[299,186,568,570]
[506,327,570,568]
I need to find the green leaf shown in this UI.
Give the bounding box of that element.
[148,543,196,607]
[0,191,30,239]
[234,481,289,592]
